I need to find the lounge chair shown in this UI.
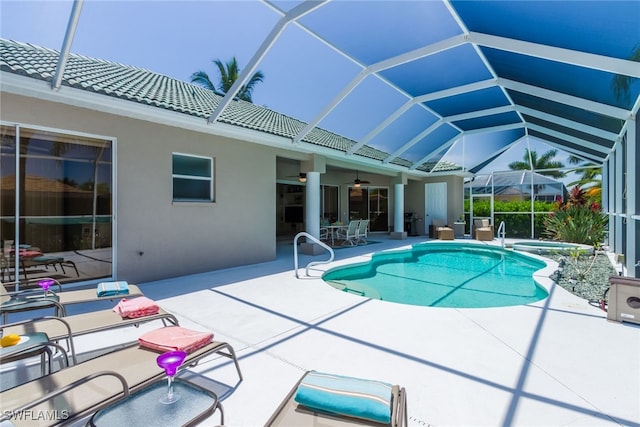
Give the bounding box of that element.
[1,279,143,313]
[0,333,241,426]
[473,219,494,241]
[265,370,407,427]
[1,242,79,281]
[19,255,80,280]
[2,304,179,364]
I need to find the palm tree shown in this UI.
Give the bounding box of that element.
[567,155,602,204]
[567,155,601,188]
[508,148,566,178]
[612,45,640,105]
[509,148,566,198]
[190,57,264,103]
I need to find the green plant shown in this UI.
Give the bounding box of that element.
[543,186,607,246]
[559,247,599,283]
[464,199,556,238]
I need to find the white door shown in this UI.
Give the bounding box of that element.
[425,182,447,232]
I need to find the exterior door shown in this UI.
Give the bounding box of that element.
[348,186,389,232]
[425,182,447,233]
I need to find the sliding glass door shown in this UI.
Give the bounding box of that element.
[348,186,389,232]
[1,124,114,284]
[321,185,339,224]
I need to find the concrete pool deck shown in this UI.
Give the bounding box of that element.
[5,235,639,426]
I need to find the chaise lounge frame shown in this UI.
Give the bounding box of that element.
[0,338,241,426]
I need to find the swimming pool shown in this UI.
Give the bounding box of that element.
[512,241,594,255]
[322,242,548,308]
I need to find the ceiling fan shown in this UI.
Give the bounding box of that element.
[348,171,370,188]
[285,173,307,183]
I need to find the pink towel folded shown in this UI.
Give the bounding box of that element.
[138,326,213,354]
[113,297,159,319]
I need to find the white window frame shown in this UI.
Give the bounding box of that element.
[172,152,214,202]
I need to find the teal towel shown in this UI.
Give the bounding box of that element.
[294,371,392,424]
[97,281,130,297]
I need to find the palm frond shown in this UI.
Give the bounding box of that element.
[190,71,216,91]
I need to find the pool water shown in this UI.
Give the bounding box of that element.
[322,242,548,308]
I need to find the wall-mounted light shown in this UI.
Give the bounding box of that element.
[298,173,307,183]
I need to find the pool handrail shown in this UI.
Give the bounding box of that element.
[497,221,506,248]
[293,232,335,278]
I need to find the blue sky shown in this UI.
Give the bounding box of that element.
[0,0,588,184]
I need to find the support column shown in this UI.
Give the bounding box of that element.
[625,117,637,277]
[615,141,624,255]
[300,171,323,255]
[391,183,407,240]
[608,150,615,250]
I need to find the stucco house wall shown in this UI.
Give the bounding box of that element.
[1,92,277,283]
[405,175,464,235]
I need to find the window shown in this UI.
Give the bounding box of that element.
[172,153,214,202]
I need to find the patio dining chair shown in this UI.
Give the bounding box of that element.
[356,219,370,245]
[265,370,407,427]
[337,220,360,246]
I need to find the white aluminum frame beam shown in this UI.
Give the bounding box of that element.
[625,117,637,276]
[536,139,604,164]
[465,136,526,172]
[52,0,84,90]
[517,106,619,142]
[463,122,525,135]
[527,123,611,156]
[410,134,460,170]
[443,105,516,122]
[470,32,640,78]
[293,34,467,145]
[207,0,327,124]
[383,119,445,164]
[499,78,631,120]
[348,78,498,156]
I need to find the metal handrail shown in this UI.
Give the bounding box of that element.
[293,232,335,278]
[497,221,506,248]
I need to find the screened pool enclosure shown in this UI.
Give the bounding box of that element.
[0,0,638,277]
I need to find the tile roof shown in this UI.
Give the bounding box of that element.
[0,38,461,173]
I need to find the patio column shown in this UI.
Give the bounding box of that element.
[390,174,408,240]
[305,171,320,238]
[300,171,324,255]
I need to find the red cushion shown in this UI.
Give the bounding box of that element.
[138,326,213,354]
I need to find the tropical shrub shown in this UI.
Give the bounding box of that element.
[543,186,607,246]
[464,199,556,238]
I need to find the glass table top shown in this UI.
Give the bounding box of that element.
[90,378,218,427]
